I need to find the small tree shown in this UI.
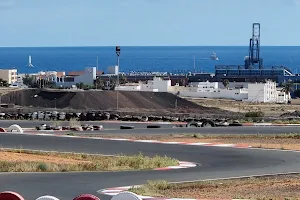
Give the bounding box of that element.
[94,78,105,90]
[0,79,9,87]
[281,79,294,101]
[222,79,230,89]
[22,74,35,87]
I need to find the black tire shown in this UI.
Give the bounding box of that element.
[120,125,134,129]
[186,122,199,128]
[201,120,216,127]
[147,125,161,129]
[229,123,243,126]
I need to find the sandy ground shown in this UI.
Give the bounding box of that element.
[146,174,300,200]
[87,134,300,151]
[186,97,300,116]
[0,151,88,164]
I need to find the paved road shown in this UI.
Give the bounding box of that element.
[98,126,300,135]
[0,120,175,129]
[0,133,300,200]
[2,120,300,134]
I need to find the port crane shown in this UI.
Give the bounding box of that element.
[244,23,263,69]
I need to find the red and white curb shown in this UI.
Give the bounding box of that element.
[241,123,300,126]
[97,161,198,199]
[1,131,252,149]
[154,161,197,170]
[98,186,242,200]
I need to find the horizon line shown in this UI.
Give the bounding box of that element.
[1,45,300,48]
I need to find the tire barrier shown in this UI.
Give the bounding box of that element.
[0,127,6,132]
[35,124,103,132]
[111,191,142,200]
[201,120,216,127]
[0,192,102,200]
[0,191,25,200]
[0,111,188,122]
[35,196,60,200]
[146,125,161,129]
[73,194,100,200]
[120,125,135,130]
[0,111,250,125]
[186,121,199,128]
[7,124,24,133]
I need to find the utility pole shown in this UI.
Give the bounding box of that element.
[96,55,99,89]
[116,46,121,111]
[193,54,196,73]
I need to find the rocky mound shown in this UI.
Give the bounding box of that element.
[0,89,234,116]
[280,111,300,118]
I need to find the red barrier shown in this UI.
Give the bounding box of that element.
[0,191,25,200]
[73,194,100,200]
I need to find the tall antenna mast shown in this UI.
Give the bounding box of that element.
[96,55,99,70]
[193,54,196,73]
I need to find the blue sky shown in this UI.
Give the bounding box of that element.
[0,0,299,47]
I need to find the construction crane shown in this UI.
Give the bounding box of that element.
[245,23,263,69]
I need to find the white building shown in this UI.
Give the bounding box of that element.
[107,66,119,75]
[115,77,170,92]
[0,69,17,84]
[172,85,248,101]
[56,67,96,87]
[246,81,277,103]
[116,77,289,103]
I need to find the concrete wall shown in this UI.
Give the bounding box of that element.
[107,66,119,75]
[218,82,249,89]
[153,77,171,92]
[116,85,141,91]
[189,82,218,89]
[178,88,248,100]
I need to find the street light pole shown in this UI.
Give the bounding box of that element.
[96,55,99,90]
[116,46,121,111]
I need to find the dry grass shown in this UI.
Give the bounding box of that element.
[129,174,300,200]
[68,118,81,127]
[79,133,300,151]
[186,97,300,116]
[0,149,178,172]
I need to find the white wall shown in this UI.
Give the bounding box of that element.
[247,81,277,103]
[116,85,141,91]
[189,82,218,89]
[178,88,248,100]
[153,77,171,92]
[107,66,119,75]
[218,82,248,89]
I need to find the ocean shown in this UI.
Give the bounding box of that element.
[0,46,299,74]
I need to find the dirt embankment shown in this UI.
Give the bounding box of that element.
[0,89,232,116]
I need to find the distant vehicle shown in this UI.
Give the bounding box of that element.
[210,51,219,60]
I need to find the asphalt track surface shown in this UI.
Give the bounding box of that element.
[1,120,300,134]
[1,133,300,200]
[0,120,173,129]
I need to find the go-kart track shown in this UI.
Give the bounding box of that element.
[0,121,300,200]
